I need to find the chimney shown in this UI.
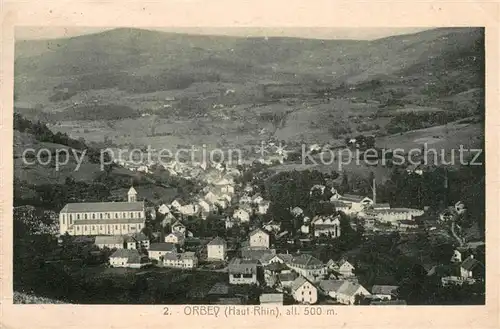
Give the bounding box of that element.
[372,178,377,204]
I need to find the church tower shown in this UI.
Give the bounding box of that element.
[128,186,137,202]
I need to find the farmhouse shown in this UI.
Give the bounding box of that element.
[95,235,125,250]
[58,187,146,236]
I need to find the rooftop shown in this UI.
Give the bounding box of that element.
[291,276,314,292]
[110,249,142,263]
[61,201,144,213]
[371,285,399,295]
[290,254,324,268]
[208,237,226,246]
[95,235,124,245]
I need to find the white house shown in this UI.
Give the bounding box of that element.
[288,254,327,282]
[338,194,374,213]
[291,276,318,304]
[163,252,198,269]
[207,237,227,261]
[198,200,212,213]
[171,220,186,235]
[109,249,148,268]
[257,200,270,215]
[319,280,371,305]
[165,232,186,246]
[312,215,341,238]
[239,195,252,204]
[451,250,462,263]
[158,204,171,215]
[233,209,250,223]
[95,236,125,250]
[252,195,264,204]
[327,259,355,277]
[221,194,232,203]
[249,228,270,249]
[148,242,177,261]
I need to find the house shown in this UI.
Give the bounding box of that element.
[364,208,424,224]
[233,209,250,223]
[269,253,294,265]
[198,200,212,213]
[372,203,391,210]
[165,232,186,246]
[329,189,342,201]
[161,213,176,227]
[291,276,318,304]
[225,217,237,229]
[338,194,373,213]
[158,204,171,215]
[239,195,252,204]
[58,186,146,236]
[310,184,326,196]
[290,207,304,217]
[330,201,351,213]
[109,249,148,268]
[207,237,227,261]
[131,232,150,249]
[397,220,419,231]
[300,224,310,234]
[170,199,183,210]
[179,204,199,217]
[124,235,137,249]
[249,228,270,248]
[148,242,177,261]
[220,185,235,195]
[257,200,270,215]
[309,144,322,152]
[327,259,355,277]
[228,258,259,285]
[312,215,341,238]
[241,247,276,263]
[288,254,327,281]
[252,195,264,204]
[171,220,186,235]
[371,285,399,300]
[451,250,462,263]
[95,236,125,249]
[163,252,198,269]
[263,220,281,234]
[205,192,219,204]
[319,280,371,305]
[460,255,479,278]
[259,293,284,305]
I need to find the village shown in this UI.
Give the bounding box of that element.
[41,142,485,305]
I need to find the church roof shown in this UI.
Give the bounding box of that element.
[60,202,144,213]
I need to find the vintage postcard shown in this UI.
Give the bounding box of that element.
[1,1,499,328]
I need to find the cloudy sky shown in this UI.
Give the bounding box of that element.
[15,27,432,40]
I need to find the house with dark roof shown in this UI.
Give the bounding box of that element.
[460,255,480,278]
[371,285,399,300]
[148,242,177,261]
[207,237,227,261]
[312,215,341,238]
[95,235,125,249]
[278,271,299,288]
[109,249,149,268]
[59,187,145,236]
[338,194,373,213]
[171,220,186,235]
[228,258,259,285]
[165,231,186,246]
[131,232,150,249]
[291,276,318,304]
[327,259,355,277]
[288,254,327,281]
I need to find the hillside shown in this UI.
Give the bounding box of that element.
[14,27,484,149]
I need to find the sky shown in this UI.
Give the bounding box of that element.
[15,27,432,41]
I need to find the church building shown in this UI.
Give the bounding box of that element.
[58,187,146,236]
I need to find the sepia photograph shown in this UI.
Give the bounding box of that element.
[11,25,486,307]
